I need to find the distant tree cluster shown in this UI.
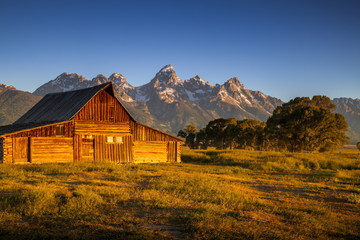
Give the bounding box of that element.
[178,96,349,152]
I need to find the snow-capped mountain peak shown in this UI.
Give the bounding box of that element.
[184,75,214,88]
[108,72,134,90]
[159,64,174,73]
[152,64,183,86]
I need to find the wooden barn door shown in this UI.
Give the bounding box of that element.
[167,141,177,162]
[13,137,29,163]
[81,137,94,162]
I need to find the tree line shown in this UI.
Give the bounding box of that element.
[178,96,349,152]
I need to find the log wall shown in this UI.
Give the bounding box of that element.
[94,135,132,163]
[176,142,181,162]
[11,122,73,138]
[167,141,177,163]
[131,122,181,142]
[74,121,131,135]
[75,90,131,122]
[30,137,73,163]
[133,141,168,163]
[0,137,13,163]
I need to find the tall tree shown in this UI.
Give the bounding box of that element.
[182,125,197,149]
[236,119,265,150]
[195,128,207,149]
[205,118,238,149]
[205,118,228,149]
[266,96,348,152]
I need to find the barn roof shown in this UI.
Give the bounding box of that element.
[14,82,134,124]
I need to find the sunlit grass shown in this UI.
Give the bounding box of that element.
[0,149,359,239]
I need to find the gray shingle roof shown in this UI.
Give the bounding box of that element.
[14,82,113,124]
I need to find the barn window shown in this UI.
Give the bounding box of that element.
[56,126,64,136]
[82,135,93,139]
[106,136,123,143]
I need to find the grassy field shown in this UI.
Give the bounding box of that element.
[0,148,359,239]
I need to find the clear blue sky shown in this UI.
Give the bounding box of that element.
[1,0,359,101]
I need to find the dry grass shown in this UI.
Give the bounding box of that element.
[0,148,359,239]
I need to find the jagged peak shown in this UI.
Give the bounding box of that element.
[159,64,174,73]
[109,72,127,83]
[54,72,86,82]
[109,72,125,79]
[0,83,16,90]
[185,75,214,87]
[224,77,245,89]
[109,72,134,89]
[91,74,108,84]
[151,64,183,86]
[94,74,107,79]
[191,75,205,83]
[226,77,239,84]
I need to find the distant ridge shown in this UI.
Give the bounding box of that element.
[0,85,41,125]
[1,65,359,143]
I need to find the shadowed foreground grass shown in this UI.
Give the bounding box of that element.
[0,148,359,239]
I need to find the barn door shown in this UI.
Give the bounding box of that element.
[81,137,94,162]
[13,137,29,163]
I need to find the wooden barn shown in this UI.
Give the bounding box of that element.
[0,82,182,164]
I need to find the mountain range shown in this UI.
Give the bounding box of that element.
[1,65,359,143]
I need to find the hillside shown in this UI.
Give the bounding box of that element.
[0,85,42,125]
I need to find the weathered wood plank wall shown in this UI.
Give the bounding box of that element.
[75,90,131,122]
[31,137,73,163]
[75,121,130,135]
[131,122,179,141]
[94,135,132,163]
[73,134,81,162]
[11,122,73,138]
[0,137,13,163]
[177,142,181,162]
[13,137,29,163]
[133,141,168,163]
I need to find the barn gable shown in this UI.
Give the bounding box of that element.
[74,85,133,122]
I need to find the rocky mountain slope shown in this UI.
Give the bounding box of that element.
[32,65,283,133]
[0,84,42,125]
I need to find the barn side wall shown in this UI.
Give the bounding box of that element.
[1,122,74,164]
[73,121,132,163]
[130,122,181,163]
